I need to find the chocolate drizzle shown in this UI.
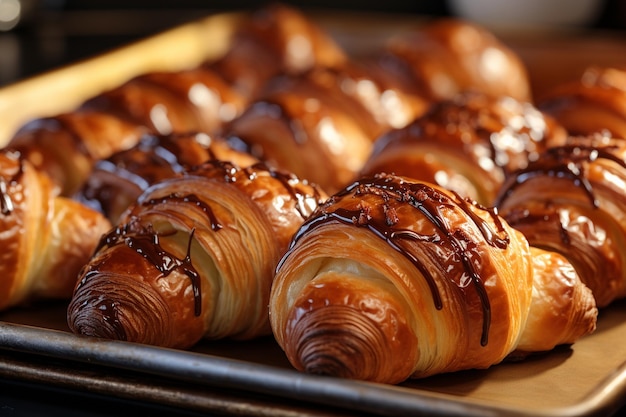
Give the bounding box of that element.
[496,143,626,209]
[193,159,324,220]
[144,193,223,232]
[90,221,203,316]
[284,174,510,346]
[247,162,323,219]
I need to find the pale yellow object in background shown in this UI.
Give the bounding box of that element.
[0,12,239,146]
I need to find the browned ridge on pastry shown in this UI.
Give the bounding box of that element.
[76,131,258,223]
[223,71,376,194]
[6,3,345,197]
[496,134,626,308]
[0,149,111,311]
[361,92,567,205]
[270,173,596,383]
[538,66,626,139]
[372,18,532,104]
[68,160,327,349]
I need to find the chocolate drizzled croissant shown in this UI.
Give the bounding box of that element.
[538,66,626,139]
[269,174,596,383]
[75,131,258,223]
[496,134,626,308]
[0,150,111,310]
[360,92,567,205]
[68,160,326,349]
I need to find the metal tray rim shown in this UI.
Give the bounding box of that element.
[0,320,625,417]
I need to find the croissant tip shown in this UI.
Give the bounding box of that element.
[283,304,413,384]
[68,297,129,342]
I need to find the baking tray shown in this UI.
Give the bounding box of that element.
[0,9,626,417]
[1,300,626,417]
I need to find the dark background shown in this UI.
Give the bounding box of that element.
[1,0,625,86]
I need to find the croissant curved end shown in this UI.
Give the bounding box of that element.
[68,271,173,346]
[276,271,418,385]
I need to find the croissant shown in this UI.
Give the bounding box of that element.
[7,64,245,197]
[495,134,626,308]
[209,3,347,100]
[360,92,567,205]
[325,60,433,133]
[223,70,376,194]
[269,173,596,384]
[67,160,326,349]
[7,112,149,197]
[6,3,344,197]
[0,150,111,311]
[76,131,258,223]
[538,66,626,139]
[371,18,532,104]
[80,66,248,136]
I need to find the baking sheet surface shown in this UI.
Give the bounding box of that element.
[0,299,625,417]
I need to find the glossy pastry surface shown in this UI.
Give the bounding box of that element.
[68,161,326,349]
[374,18,532,104]
[0,150,111,310]
[269,174,596,383]
[496,134,626,307]
[538,66,626,139]
[361,92,567,205]
[76,132,258,223]
[224,72,374,193]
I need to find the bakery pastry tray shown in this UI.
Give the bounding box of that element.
[1,300,626,417]
[1,9,626,417]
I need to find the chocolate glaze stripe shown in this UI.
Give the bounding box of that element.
[198,159,323,221]
[143,193,223,232]
[245,162,323,220]
[282,175,508,346]
[495,144,626,209]
[86,191,222,318]
[92,220,203,316]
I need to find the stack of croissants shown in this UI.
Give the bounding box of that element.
[2,3,625,385]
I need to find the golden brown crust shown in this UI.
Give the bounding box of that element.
[0,150,111,310]
[81,67,247,136]
[361,92,567,205]
[538,67,626,139]
[512,247,597,356]
[374,18,532,103]
[76,132,258,223]
[68,161,327,349]
[8,111,148,196]
[496,134,626,307]
[224,76,374,194]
